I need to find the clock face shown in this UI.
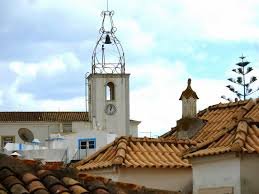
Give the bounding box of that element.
[105,104,117,115]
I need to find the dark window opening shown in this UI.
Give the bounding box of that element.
[1,136,15,148]
[79,139,96,150]
[63,123,72,133]
[88,140,95,149]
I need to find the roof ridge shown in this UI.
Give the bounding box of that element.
[197,99,252,117]
[129,136,196,145]
[231,120,249,152]
[113,137,128,165]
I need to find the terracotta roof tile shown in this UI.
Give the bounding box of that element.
[0,112,88,122]
[10,184,29,194]
[69,185,88,194]
[2,175,24,190]
[37,170,55,180]
[189,146,232,158]
[27,181,47,193]
[0,168,15,181]
[22,173,40,184]
[0,184,6,190]
[0,155,176,194]
[75,136,193,170]
[185,102,259,158]
[42,175,64,189]
[0,156,103,194]
[62,177,81,187]
[162,98,259,158]
[49,184,69,194]
[34,190,51,194]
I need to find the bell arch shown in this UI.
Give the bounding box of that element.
[106,82,115,100]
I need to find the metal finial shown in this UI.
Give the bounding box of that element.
[188,78,191,87]
[91,4,125,74]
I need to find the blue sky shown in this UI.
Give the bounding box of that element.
[0,0,259,136]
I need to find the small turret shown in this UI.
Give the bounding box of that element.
[176,79,205,139]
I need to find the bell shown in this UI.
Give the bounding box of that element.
[105,34,112,44]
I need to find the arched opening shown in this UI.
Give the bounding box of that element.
[106,82,115,100]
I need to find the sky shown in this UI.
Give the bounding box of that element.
[0,0,259,137]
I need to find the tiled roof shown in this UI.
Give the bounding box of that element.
[0,112,139,123]
[0,112,89,122]
[162,98,259,158]
[0,154,179,194]
[0,112,88,122]
[0,154,106,194]
[75,136,195,171]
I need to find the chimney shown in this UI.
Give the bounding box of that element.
[179,78,199,118]
[176,78,205,139]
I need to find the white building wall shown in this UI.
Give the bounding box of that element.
[0,122,60,145]
[0,119,138,161]
[119,168,192,193]
[86,167,192,193]
[240,153,259,194]
[21,149,67,161]
[192,153,241,194]
[64,130,104,161]
[88,74,130,136]
[85,167,120,181]
[129,120,140,137]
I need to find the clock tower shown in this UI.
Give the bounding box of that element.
[87,8,130,136]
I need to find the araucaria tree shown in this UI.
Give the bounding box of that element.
[222,55,259,101]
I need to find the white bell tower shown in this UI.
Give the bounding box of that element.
[87,8,130,136]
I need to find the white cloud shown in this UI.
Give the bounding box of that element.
[174,0,259,41]
[9,52,82,82]
[115,0,259,41]
[118,19,154,54]
[0,84,85,111]
[0,52,85,111]
[129,60,228,137]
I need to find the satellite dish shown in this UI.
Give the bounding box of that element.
[18,128,34,143]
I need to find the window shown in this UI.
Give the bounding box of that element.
[1,136,15,148]
[80,141,87,149]
[88,140,95,149]
[199,187,233,194]
[63,123,72,133]
[106,82,115,101]
[79,138,96,150]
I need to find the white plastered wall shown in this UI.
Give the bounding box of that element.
[88,74,130,136]
[191,153,241,194]
[0,122,60,146]
[240,153,259,194]
[86,167,192,193]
